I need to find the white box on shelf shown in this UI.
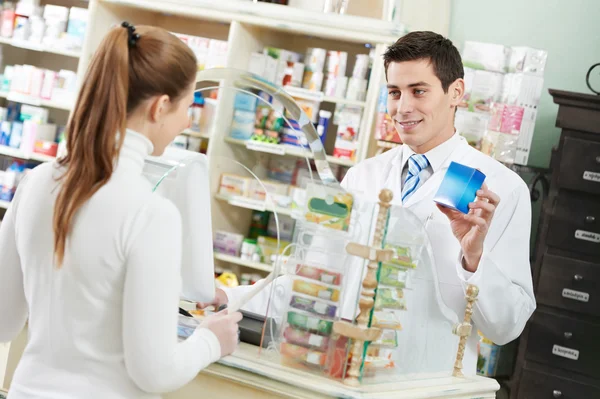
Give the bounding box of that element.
[462,41,509,73]
[248,52,268,77]
[514,107,538,166]
[507,47,547,76]
[66,7,89,50]
[501,73,544,108]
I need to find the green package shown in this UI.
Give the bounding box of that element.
[287,311,333,335]
[374,288,407,311]
[382,243,416,268]
[379,263,407,288]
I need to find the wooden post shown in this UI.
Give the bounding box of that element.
[340,189,393,386]
[452,284,479,377]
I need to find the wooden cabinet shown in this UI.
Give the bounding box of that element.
[512,90,600,398]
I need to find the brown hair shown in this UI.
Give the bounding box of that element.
[383,31,464,93]
[53,24,197,267]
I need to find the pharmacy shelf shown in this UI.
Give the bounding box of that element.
[285,87,366,108]
[182,129,210,140]
[0,200,10,210]
[224,137,356,167]
[215,193,300,218]
[0,37,81,58]
[323,96,367,108]
[0,92,73,111]
[100,0,403,44]
[214,253,273,273]
[0,145,55,163]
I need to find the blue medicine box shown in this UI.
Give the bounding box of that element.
[434,162,486,214]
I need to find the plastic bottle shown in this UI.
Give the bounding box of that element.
[0,2,16,38]
[316,110,332,145]
[190,91,204,132]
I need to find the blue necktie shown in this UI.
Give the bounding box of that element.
[402,154,429,202]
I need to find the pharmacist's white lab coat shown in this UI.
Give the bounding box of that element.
[224,134,536,375]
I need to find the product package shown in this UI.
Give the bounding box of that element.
[213,230,244,257]
[287,311,333,335]
[382,243,417,269]
[296,264,342,285]
[293,279,340,302]
[218,173,251,197]
[372,329,398,348]
[433,161,486,214]
[378,263,409,288]
[283,326,330,351]
[304,183,354,232]
[372,310,402,330]
[333,106,362,160]
[507,47,548,76]
[281,342,327,367]
[462,41,509,73]
[289,295,337,318]
[374,288,406,311]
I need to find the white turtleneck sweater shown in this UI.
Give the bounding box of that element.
[0,131,221,398]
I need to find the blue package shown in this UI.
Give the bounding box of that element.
[229,109,255,140]
[0,121,11,146]
[8,122,23,149]
[234,92,257,113]
[433,162,486,214]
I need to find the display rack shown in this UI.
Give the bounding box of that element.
[78,0,407,280]
[0,0,91,218]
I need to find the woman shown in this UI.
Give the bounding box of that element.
[0,23,241,398]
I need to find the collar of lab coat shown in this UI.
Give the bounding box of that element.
[388,134,470,207]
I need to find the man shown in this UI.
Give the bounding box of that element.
[205,31,536,375]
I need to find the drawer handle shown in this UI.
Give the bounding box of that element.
[574,274,584,281]
[585,215,596,224]
[596,156,600,164]
[564,332,573,339]
[553,390,562,398]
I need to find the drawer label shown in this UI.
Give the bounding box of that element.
[562,288,590,302]
[575,230,600,243]
[583,171,600,183]
[552,344,579,360]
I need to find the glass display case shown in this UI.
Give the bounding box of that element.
[147,68,494,398]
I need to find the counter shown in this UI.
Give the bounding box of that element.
[5,328,498,398]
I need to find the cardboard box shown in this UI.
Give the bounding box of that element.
[501,73,544,107]
[460,68,504,113]
[218,174,251,197]
[507,46,547,76]
[462,41,509,73]
[434,162,486,214]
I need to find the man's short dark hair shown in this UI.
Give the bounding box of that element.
[383,31,464,93]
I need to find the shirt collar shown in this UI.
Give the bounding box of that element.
[396,132,464,172]
[117,129,154,173]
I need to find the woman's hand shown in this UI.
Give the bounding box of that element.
[200,310,242,357]
[196,288,229,310]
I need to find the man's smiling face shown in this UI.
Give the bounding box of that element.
[386,58,462,154]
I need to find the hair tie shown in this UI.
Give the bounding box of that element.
[121,21,140,48]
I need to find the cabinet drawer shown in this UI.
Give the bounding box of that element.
[546,192,600,256]
[558,136,600,195]
[518,367,600,399]
[537,254,600,317]
[526,310,600,377]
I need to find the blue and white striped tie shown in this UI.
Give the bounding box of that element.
[401,154,429,203]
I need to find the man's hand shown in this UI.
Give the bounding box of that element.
[197,288,229,310]
[436,183,500,272]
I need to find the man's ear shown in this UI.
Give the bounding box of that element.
[449,78,465,107]
[149,94,170,123]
